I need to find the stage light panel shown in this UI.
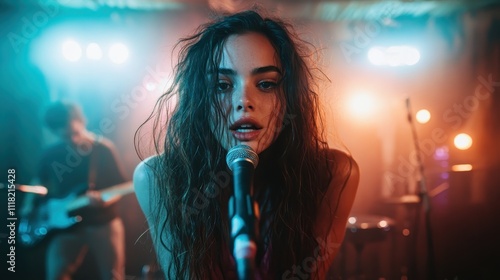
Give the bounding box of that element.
[62,40,82,62]
[86,43,103,60]
[108,43,129,64]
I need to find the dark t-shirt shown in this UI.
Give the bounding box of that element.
[38,135,126,225]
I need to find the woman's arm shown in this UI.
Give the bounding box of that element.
[313,149,360,278]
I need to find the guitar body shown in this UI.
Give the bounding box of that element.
[18,181,133,247]
[19,194,82,247]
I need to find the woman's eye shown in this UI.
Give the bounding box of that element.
[217,81,233,93]
[258,81,278,91]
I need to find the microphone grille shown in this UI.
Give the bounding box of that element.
[226,145,259,171]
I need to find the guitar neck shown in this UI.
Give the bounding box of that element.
[65,181,133,213]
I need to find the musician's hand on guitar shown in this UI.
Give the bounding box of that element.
[86,190,105,207]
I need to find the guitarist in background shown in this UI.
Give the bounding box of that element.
[20,101,126,280]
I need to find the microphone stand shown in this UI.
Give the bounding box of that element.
[405,98,436,279]
[228,160,259,280]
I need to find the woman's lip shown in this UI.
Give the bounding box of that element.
[231,129,261,141]
[230,117,262,130]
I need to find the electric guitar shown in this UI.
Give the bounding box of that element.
[18,181,134,247]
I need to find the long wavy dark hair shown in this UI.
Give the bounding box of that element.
[136,10,337,279]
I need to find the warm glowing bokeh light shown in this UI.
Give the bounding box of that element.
[454,133,473,150]
[17,185,48,195]
[378,220,388,228]
[451,164,473,172]
[62,40,82,62]
[416,109,431,124]
[346,91,377,120]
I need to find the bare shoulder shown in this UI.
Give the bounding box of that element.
[133,155,172,277]
[326,148,359,185]
[313,149,360,278]
[133,155,162,217]
[323,149,359,224]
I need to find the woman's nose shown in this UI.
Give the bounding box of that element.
[234,86,255,112]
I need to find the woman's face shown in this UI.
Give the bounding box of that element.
[211,32,284,154]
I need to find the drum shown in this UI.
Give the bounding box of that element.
[342,215,396,279]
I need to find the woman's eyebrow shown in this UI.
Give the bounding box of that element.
[252,65,282,75]
[216,66,282,76]
[217,68,236,76]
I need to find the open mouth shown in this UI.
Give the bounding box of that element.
[229,118,263,141]
[231,124,262,132]
[229,118,263,132]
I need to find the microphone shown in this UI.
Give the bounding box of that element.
[226,144,259,280]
